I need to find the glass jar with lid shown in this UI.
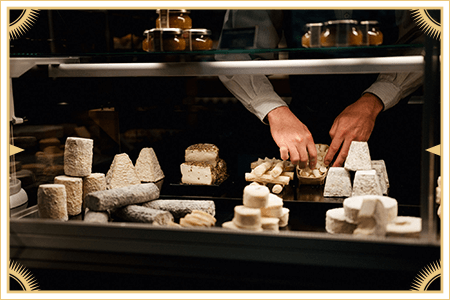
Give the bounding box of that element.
[184,29,213,50]
[148,28,186,52]
[156,9,192,30]
[142,29,151,52]
[320,20,362,47]
[360,20,383,46]
[301,23,323,48]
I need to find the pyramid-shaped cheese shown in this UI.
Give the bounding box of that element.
[106,153,140,190]
[135,148,165,183]
[323,167,352,197]
[344,141,372,171]
[352,170,383,197]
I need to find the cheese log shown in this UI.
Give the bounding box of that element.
[269,161,284,178]
[261,217,280,232]
[179,210,216,227]
[386,216,422,237]
[106,153,141,190]
[37,184,68,221]
[279,207,290,227]
[272,184,284,194]
[113,205,173,225]
[353,198,388,236]
[54,175,83,216]
[252,160,273,176]
[261,194,284,218]
[64,137,93,177]
[343,195,398,224]
[185,143,219,167]
[245,173,290,185]
[351,170,383,197]
[84,209,109,223]
[323,167,352,197]
[243,184,270,208]
[233,205,262,230]
[85,183,160,211]
[142,199,215,218]
[83,173,106,200]
[344,141,372,171]
[135,147,165,183]
[325,208,357,234]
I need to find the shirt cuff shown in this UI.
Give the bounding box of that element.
[363,81,402,111]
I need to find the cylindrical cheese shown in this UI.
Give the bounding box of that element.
[142,199,215,218]
[84,209,109,223]
[83,173,107,200]
[243,184,270,208]
[261,194,283,218]
[325,208,357,234]
[343,195,398,224]
[113,205,174,225]
[54,175,83,216]
[386,216,422,237]
[85,183,160,211]
[37,184,68,221]
[279,207,290,227]
[233,205,262,230]
[261,217,280,232]
[64,137,93,177]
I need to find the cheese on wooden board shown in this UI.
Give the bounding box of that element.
[243,184,270,208]
[85,183,160,211]
[54,175,83,216]
[325,208,357,234]
[135,147,165,183]
[344,141,372,171]
[37,184,68,221]
[64,137,93,177]
[343,195,398,224]
[185,143,219,167]
[323,167,352,197]
[351,170,383,197]
[142,199,215,218]
[106,153,141,190]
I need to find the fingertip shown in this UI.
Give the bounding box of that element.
[280,147,289,161]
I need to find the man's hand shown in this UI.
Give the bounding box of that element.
[324,93,384,167]
[267,106,317,169]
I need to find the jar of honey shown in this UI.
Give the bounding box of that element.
[301,23,323,48]
[360,20,383,46]
[184,29,213,50]
[320,20,362,47]
[142,29,151,52]
[156,9,192,30]
[148,28,186,51]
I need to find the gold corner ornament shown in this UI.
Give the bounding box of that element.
[410,260,441,291]
[426,145,441,156]
[9,260,40,291]
[10,144,24,156]
[9,9,40,40]
[411,9,441,41]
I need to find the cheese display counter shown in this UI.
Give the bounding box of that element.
[8,9,441,291]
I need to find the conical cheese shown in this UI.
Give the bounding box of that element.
[135,148,165,182]
[106,153,140,190]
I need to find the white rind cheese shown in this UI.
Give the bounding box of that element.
[180,161,217,185]
[37,184,68,221]
[279,207,290,227]
[386,216,422,237]
[351,170,383,197]
[261,217,280,232]
[64,137,93,177]
[106,153,141,190]
[135,147,165,183]
[343,195,398,224]
[323,167,352,197]
[233,205,262,230]
[185,143,219,167]
[54,175,83,216]
[179,210,216,227]
[344,141,372,171]
[325,208,357,234]
[261,194,284,218]
[353,198,388,236]
[243,184,270,208]
[83,173,107,200]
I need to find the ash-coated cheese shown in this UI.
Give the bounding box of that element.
[84,209,109,223]
[351,170,383,197]
[260,194,284,218]
[343,195,398,224]
[54,175,83,216]
[143,199,215,218]
[185,143,219,167]
[243,184,270,208]
[344,141,372,171]
[85,182,160,211]
[83,173,106,200]
[135,147,165,183]
[37,184,68,221]
[113,205,174,225]
[323,167,352,197]
[325,208,357,234]
[64,137,93,177]
[106,153,141,190]
[232,205,262,231]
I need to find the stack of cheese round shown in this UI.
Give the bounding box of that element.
[222,184,289,232]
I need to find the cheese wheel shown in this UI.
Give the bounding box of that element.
[386,216,422,237]
[64,137,93,177]
[54,175,83,216]
[261,194,283,218]
[279,207,290,227]
[343,195,398,224]
[233,205,262,230]
[37,184,68,221]
[261,217,280,232]
[325,208,357,234]
[243,184,270,208]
